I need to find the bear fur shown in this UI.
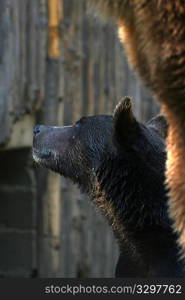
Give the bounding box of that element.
[88,0,185,255]
[33,97,184,277]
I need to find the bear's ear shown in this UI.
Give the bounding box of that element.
[113,97,139,146]
[146,114,168,139]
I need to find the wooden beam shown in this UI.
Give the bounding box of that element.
[48,0,63,58]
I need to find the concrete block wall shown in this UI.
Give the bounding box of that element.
[0,148,37,277]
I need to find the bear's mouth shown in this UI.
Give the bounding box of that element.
[32,148,52,162]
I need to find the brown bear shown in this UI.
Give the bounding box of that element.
[33,97,184,277]
[88,0,185,255]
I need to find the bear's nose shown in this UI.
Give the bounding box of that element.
[33,125,41,136]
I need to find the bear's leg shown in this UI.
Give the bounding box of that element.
[164,106,185,254]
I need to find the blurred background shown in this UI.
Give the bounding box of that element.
[0,0,159,277]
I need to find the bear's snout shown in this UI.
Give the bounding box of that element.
[32,124,75,165]
[33,124,48,137]
[33,124,41,136]
[33,125,55,162]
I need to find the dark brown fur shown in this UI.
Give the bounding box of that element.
[89,0,185,254]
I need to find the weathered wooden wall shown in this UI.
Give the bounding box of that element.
[0,0,159,277]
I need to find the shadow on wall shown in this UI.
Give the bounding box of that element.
[0,149,37,277]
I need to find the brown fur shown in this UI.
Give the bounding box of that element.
[93,178,126,246]
[89,0,185,254]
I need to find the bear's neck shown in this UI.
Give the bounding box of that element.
[91,152,168,242]
[90,154,184,277]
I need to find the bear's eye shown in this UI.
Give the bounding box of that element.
[74,117,86,127]
[75,120,81,127]
[73,120,80,128]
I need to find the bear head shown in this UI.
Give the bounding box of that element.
[33,97,168,231]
